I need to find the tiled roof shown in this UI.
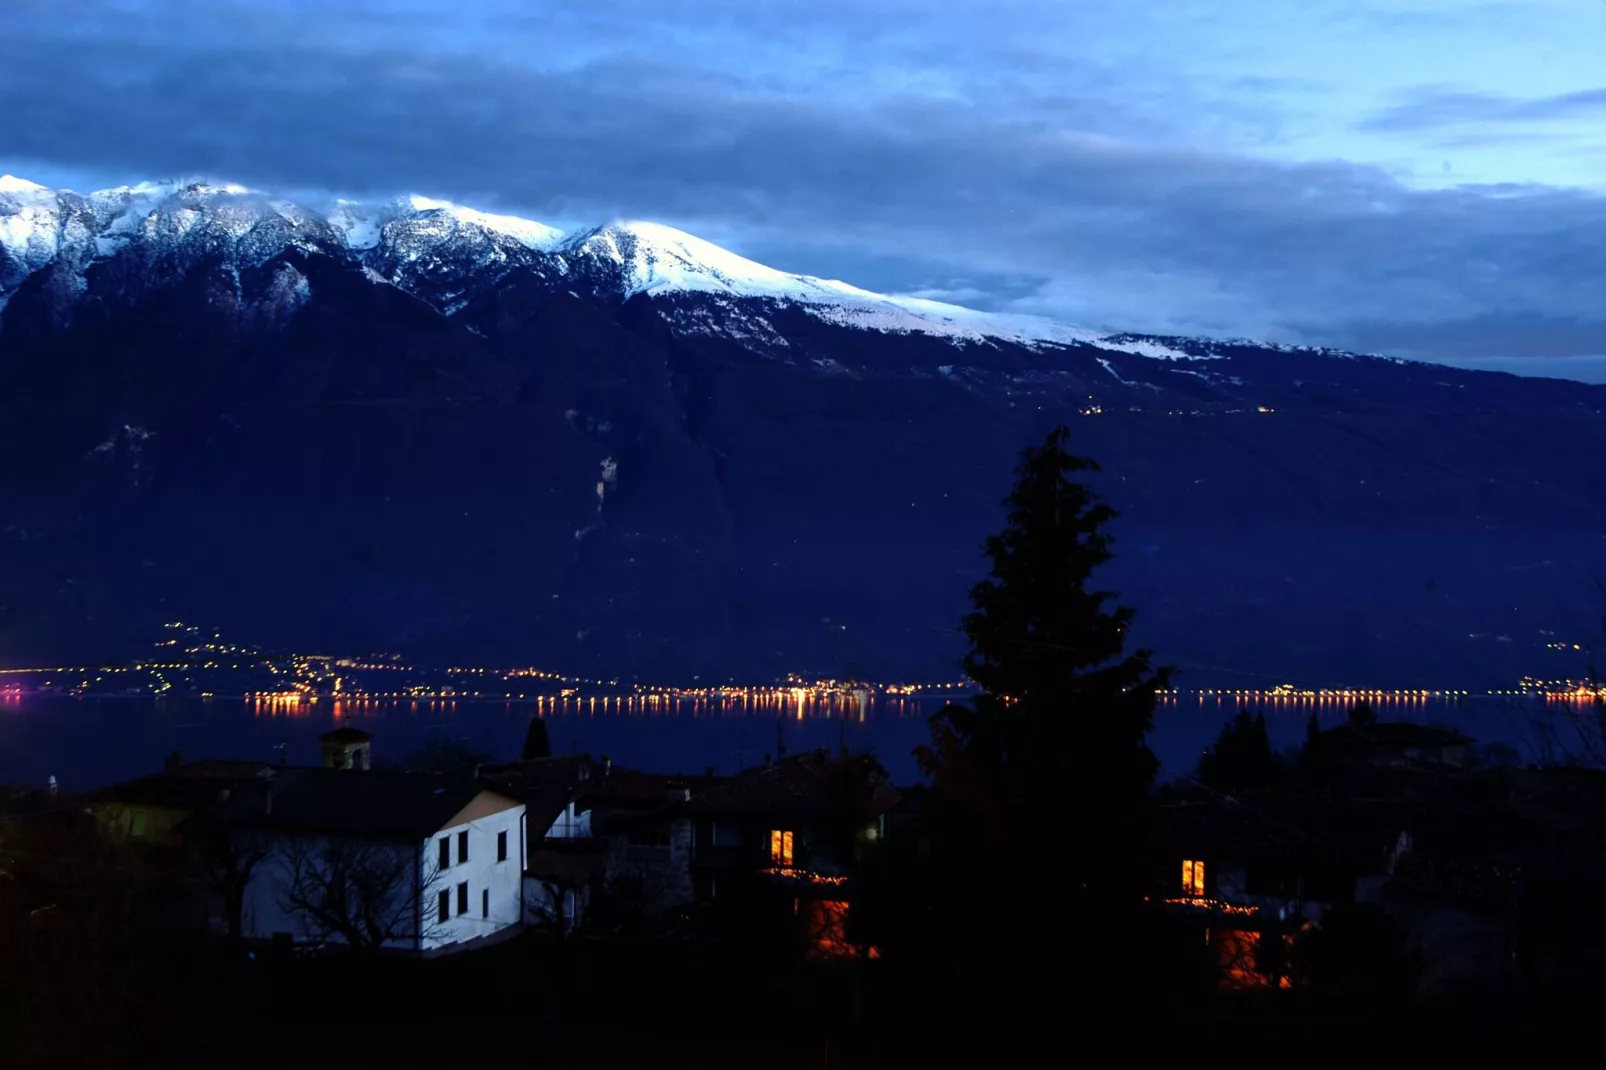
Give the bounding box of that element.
[1151,794,1405,870]
[684,751,901,822]
[84,760,277,811]
[482,754,725,810]
[214,767,516,840]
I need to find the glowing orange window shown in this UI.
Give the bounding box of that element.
[770,829,794,865]
[1182,859,1206,897]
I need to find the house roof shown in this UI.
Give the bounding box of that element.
[482,754,725,812]
[214,767,519,841]
[84,760,277,811]
[1151,793,1406,872]
[683,751,901,823]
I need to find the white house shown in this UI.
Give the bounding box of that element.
[220,762,527,954]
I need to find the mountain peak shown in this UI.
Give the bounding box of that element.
[401,195,564,251]
[0,174,51,196]
[563,219,875,302]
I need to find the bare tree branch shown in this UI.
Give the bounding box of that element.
[275,836,443,952]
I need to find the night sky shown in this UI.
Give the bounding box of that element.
[2,0,1604,371]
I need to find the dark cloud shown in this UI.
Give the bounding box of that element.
[0,3,1603,362]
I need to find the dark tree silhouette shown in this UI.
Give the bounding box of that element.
[1196,710,1278,792]
[197,826,269,948]
[404,736,490,776]
[1348,701,1377,728]
[522,717,552,761]
[910,425,1171,1038]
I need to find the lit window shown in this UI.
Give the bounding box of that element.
[770,829,794,866]
[129,809,149,838]
[1182,859,1206,898]
[804,899,853,960]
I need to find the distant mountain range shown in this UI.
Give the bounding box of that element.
[2,174,1603,690]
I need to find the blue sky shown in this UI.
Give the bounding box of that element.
[3,0,1604,373]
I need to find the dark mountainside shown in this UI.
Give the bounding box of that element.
[2,185,1604,689]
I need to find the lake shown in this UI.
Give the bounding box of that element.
[0,690,1580,795]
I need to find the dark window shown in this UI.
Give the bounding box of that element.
[497,830,508,862]
[482,888,489,919]
[711,821,742,847]
[438,837,450,870]
[457,881,469,915]
[437,890,450,923]
[458,830,469,864]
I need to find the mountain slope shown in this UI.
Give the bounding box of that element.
[2,175,1604,690]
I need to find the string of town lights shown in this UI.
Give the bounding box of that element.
[1,620,1600,709]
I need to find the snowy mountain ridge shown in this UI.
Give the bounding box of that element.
[0,173,1156,350]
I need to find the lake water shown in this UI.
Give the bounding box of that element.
[0,690,1578,795]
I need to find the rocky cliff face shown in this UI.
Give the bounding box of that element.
[3,176,1604,688]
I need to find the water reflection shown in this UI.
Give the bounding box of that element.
[248,690,924,723]
[2,688,1595,797]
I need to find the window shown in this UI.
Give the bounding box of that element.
[497,830,508,862]
[482,888,489,919]
[711,821,742,847]
[457,881,469,915]
[458,830,469,864]
[439,836,451,870]
[1182,859,1206,898]
[770,829,794,866]
[438,890,450,923]
[128,809,149,839]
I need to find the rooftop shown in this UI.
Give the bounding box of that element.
[685,751,901,822]
[84,759,277,811]
[214,766,517,840]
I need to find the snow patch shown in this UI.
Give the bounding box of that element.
[327,200,387,249]
[1097,358,1134,386]
[1095,336,1214,361]
[405,195,563,250]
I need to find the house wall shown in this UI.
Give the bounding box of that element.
[241,835,423,952]
[423,804,527,951]
[240,802,526,953]
[92,802,192,848]
[605,817,694,912]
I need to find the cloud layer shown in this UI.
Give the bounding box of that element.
[2,0,1604,363]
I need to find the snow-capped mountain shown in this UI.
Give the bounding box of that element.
[0,174,1114,347]
[3,172,1605,694]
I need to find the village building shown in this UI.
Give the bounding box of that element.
[201,729,527,954]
